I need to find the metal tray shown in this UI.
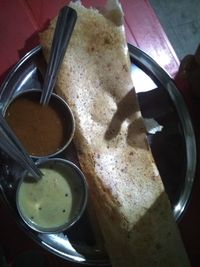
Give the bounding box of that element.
[0,44,196,265]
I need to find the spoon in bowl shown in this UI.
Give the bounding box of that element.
[0,113,42,180]
[40,6,77,105]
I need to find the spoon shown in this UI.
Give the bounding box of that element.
[0,113,42,180]
[40,6,77,105]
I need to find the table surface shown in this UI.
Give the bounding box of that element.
[0,1,199,266]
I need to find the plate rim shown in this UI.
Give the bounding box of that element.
[128,44,197,221]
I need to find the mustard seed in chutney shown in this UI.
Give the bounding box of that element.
[5,91,74,157]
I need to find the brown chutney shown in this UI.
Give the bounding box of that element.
[5,91,74,157]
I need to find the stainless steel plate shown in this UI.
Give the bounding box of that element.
[0,44,196,265]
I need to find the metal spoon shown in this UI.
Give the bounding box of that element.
[0,113,42,180]
[40,6,77,105]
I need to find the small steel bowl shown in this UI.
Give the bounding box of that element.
[16,158,88,233]
[4,89,75,158]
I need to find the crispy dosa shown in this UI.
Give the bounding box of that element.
[40,1,190,266]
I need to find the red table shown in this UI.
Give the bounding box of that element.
[0,1,199,266]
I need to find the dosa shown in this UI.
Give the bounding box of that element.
[40,1,190,266]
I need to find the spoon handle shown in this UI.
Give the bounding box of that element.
[40,6,77,105]
[0,114,42,179]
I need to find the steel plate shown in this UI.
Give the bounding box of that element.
[0,44,196,265]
